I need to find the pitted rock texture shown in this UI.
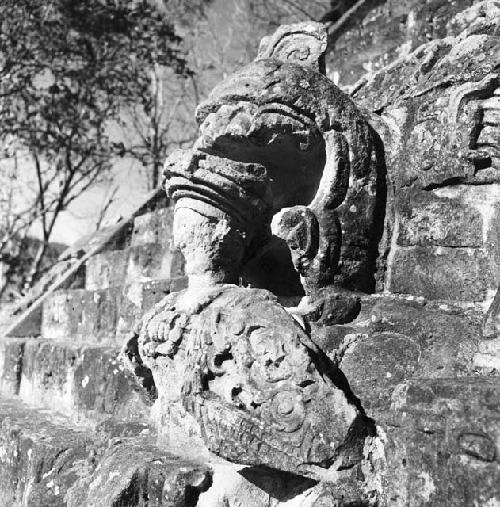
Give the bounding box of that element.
[309,294,482,416]
[131,285,374,477]
[330,0,484,88]
[352,2,500,303]
[378,377,500,506]
[0,396,212,507]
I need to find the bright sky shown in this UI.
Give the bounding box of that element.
[45,160,150,245]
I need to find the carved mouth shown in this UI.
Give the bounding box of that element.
[194,100,326,211]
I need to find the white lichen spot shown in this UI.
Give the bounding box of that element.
[483,498,500,507]
[126,283,143,307]
[416,471,435,501]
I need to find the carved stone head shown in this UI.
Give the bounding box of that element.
[163,22,382,295]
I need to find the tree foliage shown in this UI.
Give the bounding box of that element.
[0,0,191,293]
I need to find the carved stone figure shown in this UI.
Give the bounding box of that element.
[163,22,383,296]
[122,4,500,505]
[133,285,373,476]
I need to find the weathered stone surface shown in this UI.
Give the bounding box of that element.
[384,183,500,301]
[257,22,327,73]
[2,7,499,506]
[349,4,500,304]
[67,442,212,507]
[0,396,93,507]
[319,296,481,416]
[162,21,383,294]
[0,339,152,425]
[0,338,24,395]
[126,243,185,282]
[131,207,175,248]
[42,278,187,344]
[197,462,371,507]
[42,288,120,342]
[127,285,373,477]
[484,286,500,339]
[86,243,184,291]
[475,288,500,371]
[329,0,479,88]
[389,246,497,302]
[85,250,129,290]
[474,337,500,373]
[379,377,500,506]
[396,189,484,248]
[0,395,212,507]
[116,277,188,342]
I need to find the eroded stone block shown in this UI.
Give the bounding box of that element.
[389,246,498,301]
[379,378,500,506]
[85,250,128,290]
[131,207,175,248]
[16,340,152,423]
[397,190,484,248]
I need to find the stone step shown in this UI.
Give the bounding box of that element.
[85,242,184,291]
[0,338,153,426]
[0,395,212,507]
[41,277,187,344]
[131,206,174,248]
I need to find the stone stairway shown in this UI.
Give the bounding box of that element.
[0,198,499,506]
[0,201,216,506]
[41,207,186,346]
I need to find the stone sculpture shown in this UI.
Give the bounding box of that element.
[163,22,383,296]
[122,21,381,484]
[134,285,373,476]
[122,5,500,505]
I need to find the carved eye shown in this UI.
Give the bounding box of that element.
[270,390,305,433]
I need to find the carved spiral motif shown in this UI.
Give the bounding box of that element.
[269,390,305,433]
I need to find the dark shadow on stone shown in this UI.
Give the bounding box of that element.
[121,332,157,400]
[242,235,305,297]
[304,338,377,452]
[238,466,317,501]
[335,125,387,294]
[185,472,213,507]
[366,127,388,293]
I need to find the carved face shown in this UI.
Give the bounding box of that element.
[193,60,331,211]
